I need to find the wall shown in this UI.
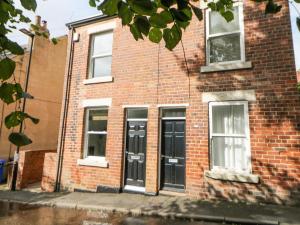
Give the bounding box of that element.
[0,36,68,161]
[17,149,56,189]
[41,152,57,192]
[56,0,300,205]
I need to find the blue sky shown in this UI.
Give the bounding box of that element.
[8,0,300,69]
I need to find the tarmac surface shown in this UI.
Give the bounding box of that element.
[0,188,299,225]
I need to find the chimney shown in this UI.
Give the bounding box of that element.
[35,16,41,26]
[41,20,50,37]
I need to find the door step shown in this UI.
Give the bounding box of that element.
[123,185,145,193]
[159,190,186,197]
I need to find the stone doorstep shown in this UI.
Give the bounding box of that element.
[0,198,281,225]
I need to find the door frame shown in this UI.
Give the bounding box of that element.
[122,107,148,193]
[158,107,187,192]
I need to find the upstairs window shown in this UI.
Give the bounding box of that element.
[206,3,245,64]
[84,108,108,158]
[89,31,113,78]
[209,101,251,173]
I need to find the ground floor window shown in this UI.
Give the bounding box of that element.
[209,101,251,173]
[84,108,108,158]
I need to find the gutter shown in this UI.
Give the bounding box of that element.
[66,14,116,29]
[54,27,75,192]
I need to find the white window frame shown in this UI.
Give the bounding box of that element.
[209,101,251,173]
[88,30,113,79]
[83,107,108,160]
[205,2,245,65]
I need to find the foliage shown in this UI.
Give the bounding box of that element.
[0,0,54,147]
[89,0,300,51]
[0,0,299,148]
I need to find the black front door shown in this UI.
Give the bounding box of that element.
[125,121,147,187]
[161,120,185,190]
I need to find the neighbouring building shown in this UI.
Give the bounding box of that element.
[45,0,300,205]
[0,17,68,189]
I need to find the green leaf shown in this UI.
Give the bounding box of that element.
[9,133,32,147]
[149,14,167,28]
[20,0,37,11]
[170,8,191,22]
[0,83,23,104]
[176,0,188,10]
[5,111,39,129]
[160,10,173,23]
[163,25,182,50]
[118,1,133,25]
[149,28,163,43]
[221,10,234,22]
[129,0,157,16]
[191,5,203,21]
[51,38,58,45]
[1,38,25,55]
[294,0,300,3]
[160,0,176,8]
[207,2,217,11]
[134,16,150,36]
[98,0,120,16]
[175,20,190,29]
[130,24,143,40]
[265,0,282,14]
[297,17,300,32]
[0,58,15,80]
[89,0,97,7]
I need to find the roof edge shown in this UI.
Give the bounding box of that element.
[66,14,116,29]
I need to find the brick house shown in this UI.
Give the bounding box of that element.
[47,0,300,204]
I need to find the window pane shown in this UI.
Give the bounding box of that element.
[92,31,113,55]
[88,109,108,132]
[162,108,186,118]
[87,134,106,157]
[93,56,112,77]
[212,137,247,171]
[209,7,239,35]
[127,109,148,119]
[212,105,231,134]
[232,105,245,134]
[209,34,241,63]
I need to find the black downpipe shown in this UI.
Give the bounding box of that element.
[55,28,75,192]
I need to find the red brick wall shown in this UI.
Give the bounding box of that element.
[17,150,56,189]
[41,152,57,192]
[56,0,300,204]
[297,70,300,82]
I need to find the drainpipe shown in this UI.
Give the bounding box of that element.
[55,27,75,192]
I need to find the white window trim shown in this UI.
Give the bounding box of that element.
[82,107,108,161]
[205,2,245,66]
[83,76,113,85]
[81,98,112,108]
[88,30,114,80]
[157,103,189,108]
[209,101,252,174]
[87,21,116,35]
[77,156,108,168]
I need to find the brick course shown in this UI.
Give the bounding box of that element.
[51,0,300,204]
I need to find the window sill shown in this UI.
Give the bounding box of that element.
[200,61,252,73]
[77,157,108,168]
[83,76,113,85]
[204,170,260,184]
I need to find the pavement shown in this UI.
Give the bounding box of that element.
[0,187,299,225]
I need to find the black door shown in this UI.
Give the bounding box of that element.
[125,121,147,187]
[161,120,185,190]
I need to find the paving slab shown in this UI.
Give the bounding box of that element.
[0,190,299,225]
